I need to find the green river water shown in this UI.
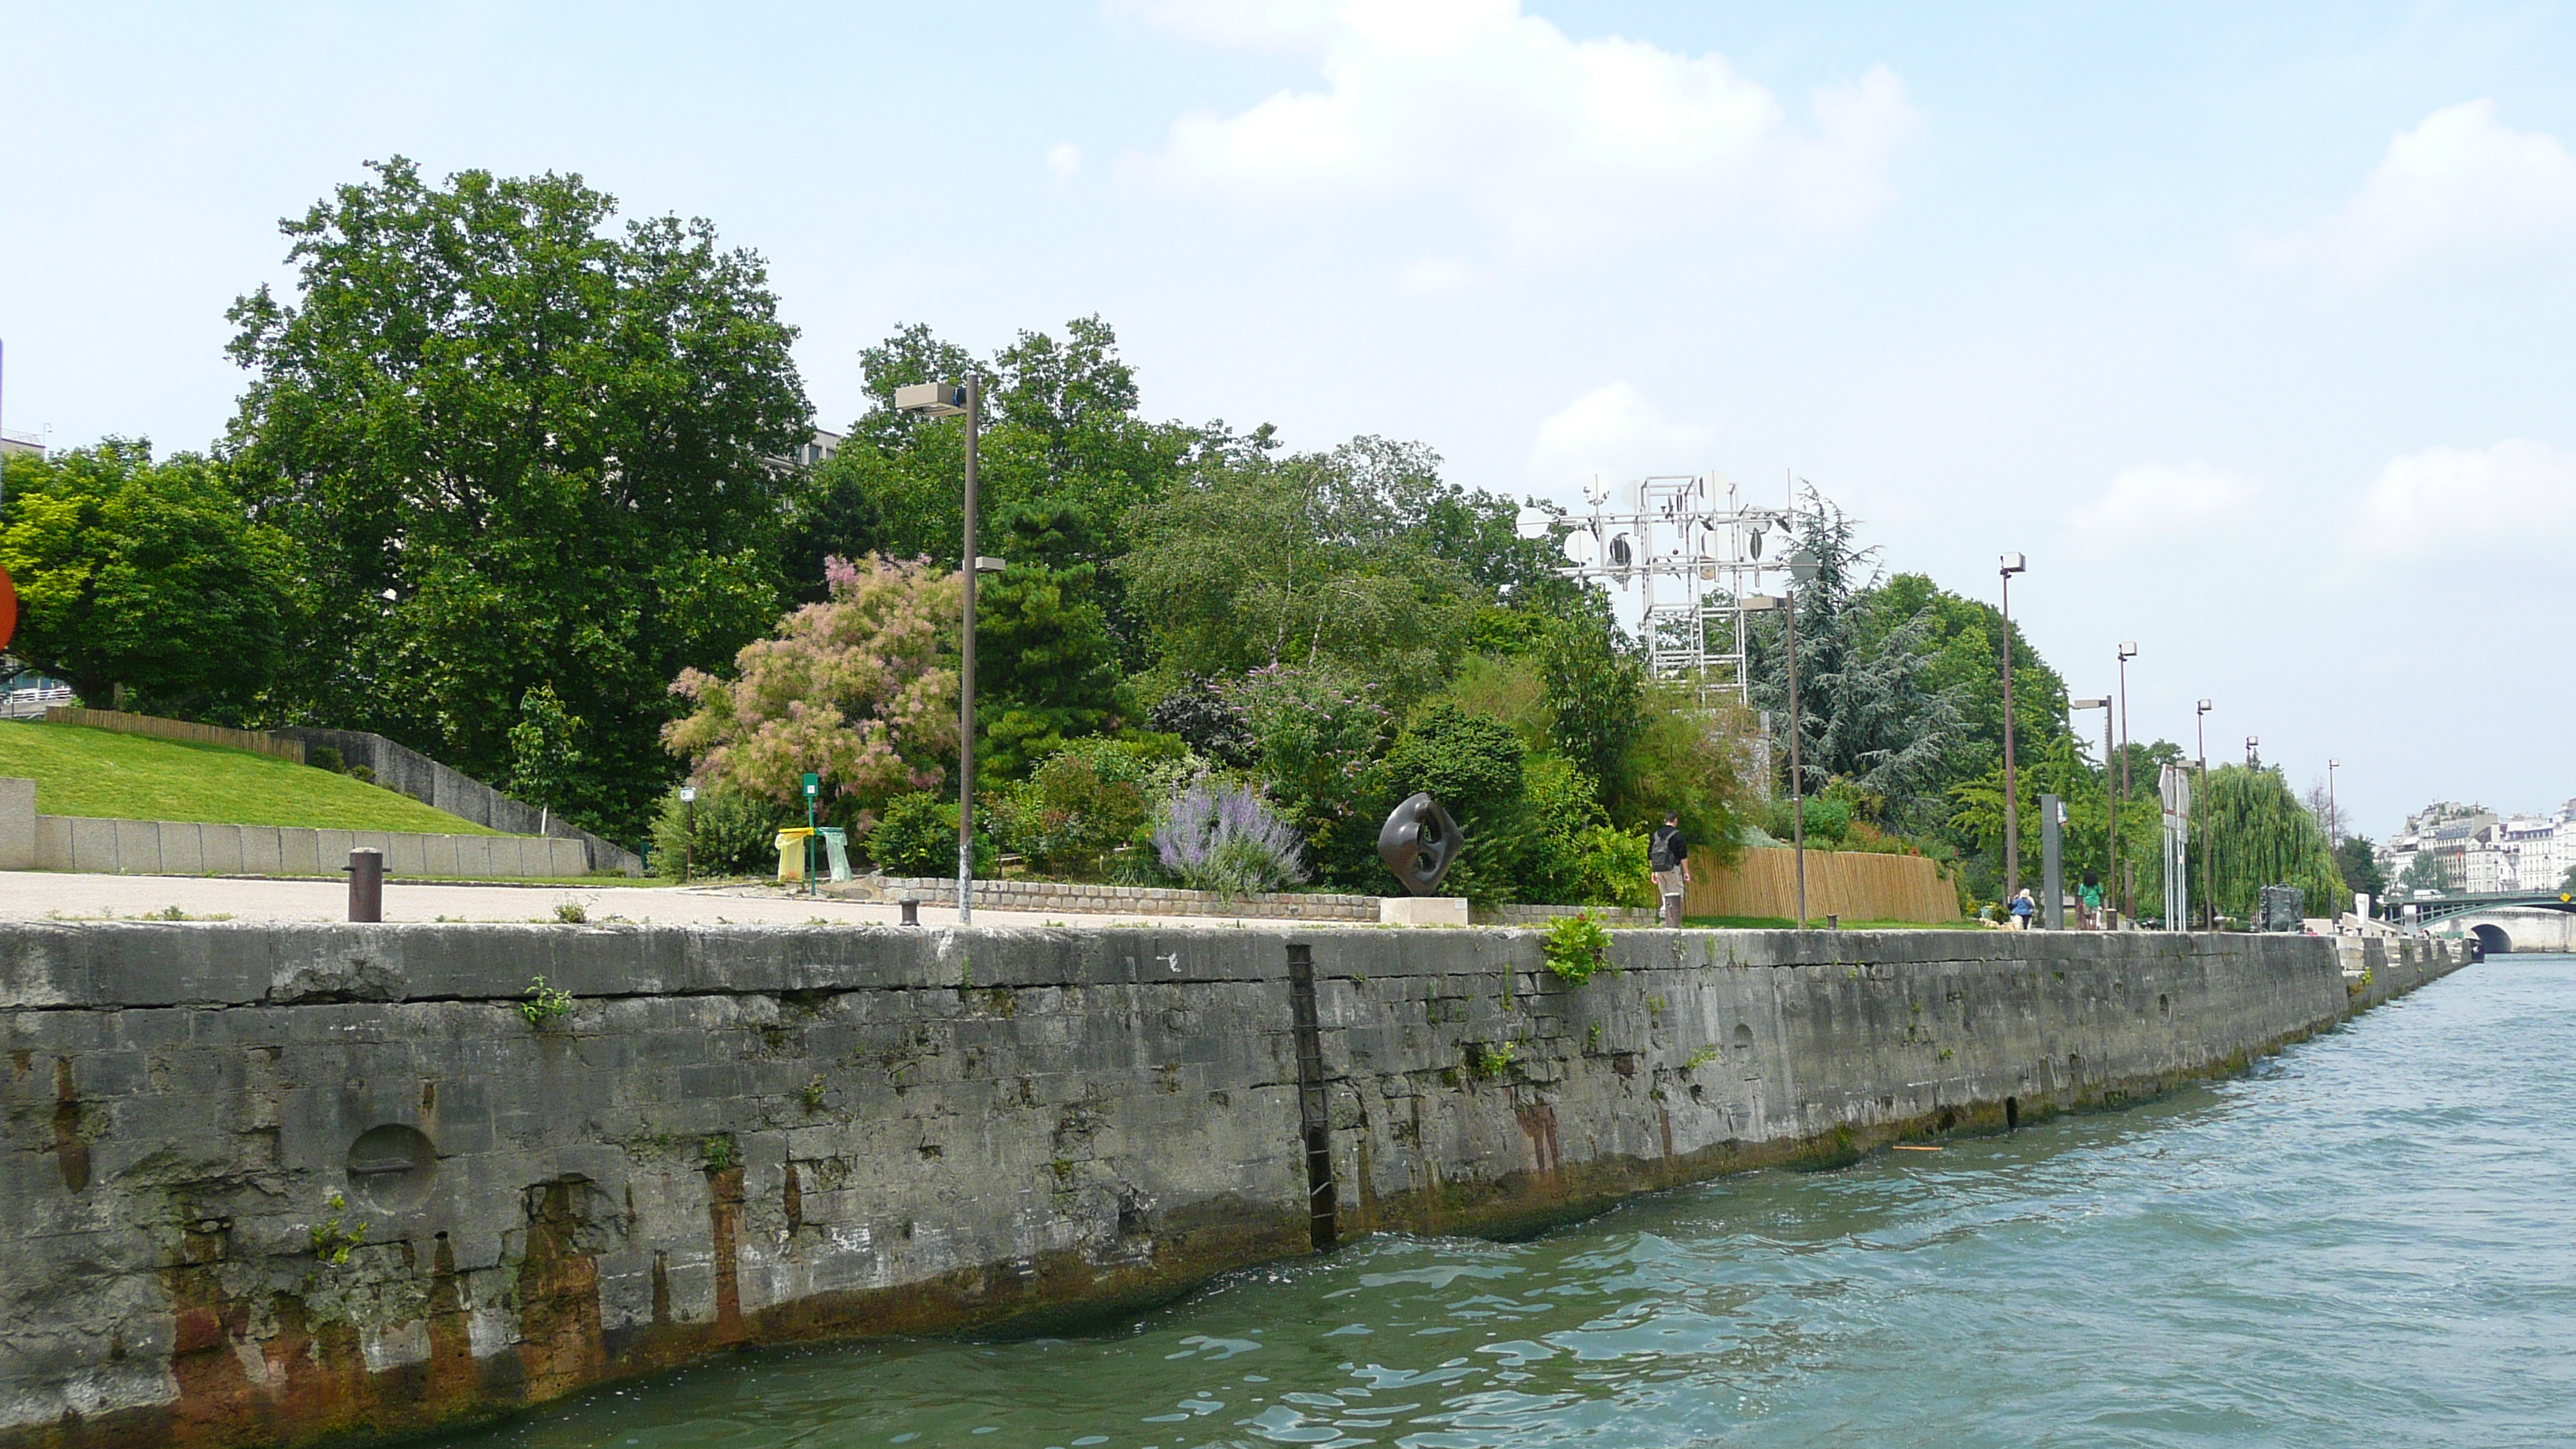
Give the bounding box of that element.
[431,955,2574,1448]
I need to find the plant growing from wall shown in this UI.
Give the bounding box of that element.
[310,1190,369,1265]
[520,976,574,1028]
[1540,910,1612,985]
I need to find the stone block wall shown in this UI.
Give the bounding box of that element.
[0,923,2466,1449]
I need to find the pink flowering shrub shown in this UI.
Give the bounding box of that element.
[663,554,961,810]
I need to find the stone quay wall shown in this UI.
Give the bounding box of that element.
[0,923,2467,1449]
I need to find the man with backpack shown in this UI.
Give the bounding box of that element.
[1650,812,1691,927]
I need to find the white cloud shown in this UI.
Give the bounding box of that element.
[2246,100,2576,282]
[2066,462,2257,547]
[1525,382,1713,491]
[1045,142,1083,186]
[1108,0,1336,50]
[1122,0,1916,255]
[2346,440,2576,556]
[1394,255,1479,293]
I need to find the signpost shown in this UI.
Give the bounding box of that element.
[678,786,696,882]
[801,773,820,898]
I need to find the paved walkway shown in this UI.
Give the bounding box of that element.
[0,871,1266,930]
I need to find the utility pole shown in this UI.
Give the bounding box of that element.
[2197,700,2213,929]
[1999,554,2027,905]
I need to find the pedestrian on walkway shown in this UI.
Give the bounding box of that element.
[2078,870,2105,930]
[1649,812,1691,927]
[2009,887,2036,930]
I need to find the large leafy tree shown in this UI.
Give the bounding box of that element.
[224,159,812,841]
[1745,491,1968,829]
[0,440,295,716]
[1117,437,1493,708]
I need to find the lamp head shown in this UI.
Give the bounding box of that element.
[2118,641,2139,660]
[2197,698,2212,714]
[1738,593,1786,612]
[2070,697,2109,710]
[892,381,970,417]
[1999,552,2026,576]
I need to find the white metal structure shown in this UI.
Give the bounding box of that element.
[1533,473,1792,708]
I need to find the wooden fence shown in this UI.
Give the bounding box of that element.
[1685,846,1961,923]
[43,707,306,763]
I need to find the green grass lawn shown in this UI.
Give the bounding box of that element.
[0,721,506,834]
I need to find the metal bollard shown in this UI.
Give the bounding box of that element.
[899,897,920,927]
[1662,892,1683,928]
[1827,914,1840,930]
[346,848,384,923]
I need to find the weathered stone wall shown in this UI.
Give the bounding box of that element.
[0,923,2465,1449]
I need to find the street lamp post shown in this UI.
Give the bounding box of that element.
[2196,700,2212,929]
[893,375,999,924]
[2245,735,2260,768]
[1742,583,1810,927]
[1999,553,2027,905]
[2116,642,2138,920]
[2327,759,2341,848]
[679,785,696,883]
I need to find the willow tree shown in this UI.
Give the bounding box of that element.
[2198,765,2348,921]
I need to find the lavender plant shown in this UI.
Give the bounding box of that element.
[1153,781,1307,894]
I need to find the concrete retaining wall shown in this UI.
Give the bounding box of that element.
[0,794,590,879]
[275,728,642,876]
[0,923,2466,1449]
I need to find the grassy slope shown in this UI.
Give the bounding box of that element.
[0,721,506,834]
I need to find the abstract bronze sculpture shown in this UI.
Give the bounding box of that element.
[1379,793,1462,896]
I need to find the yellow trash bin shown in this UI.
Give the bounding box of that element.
[774,827,816,882]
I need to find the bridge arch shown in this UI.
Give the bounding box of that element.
[2470,923,2512,956]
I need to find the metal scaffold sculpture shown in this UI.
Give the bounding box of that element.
[1531,472,1793,710]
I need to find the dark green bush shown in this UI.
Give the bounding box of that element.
[869,791,996,877]
[647,783,786,879]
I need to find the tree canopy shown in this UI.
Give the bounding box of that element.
[0,440,295,716]
[223,157,812,839]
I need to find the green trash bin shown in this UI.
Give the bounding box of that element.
[816,827,852,883]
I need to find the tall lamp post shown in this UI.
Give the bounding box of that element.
[2196,700,2213,929]
[1743,574,1813,928]
[2071,696,2112,921]
[893,375,1005,923]
[1999,553,2028,904]
[2115,641,2139,920]
[2326,759,2341,847]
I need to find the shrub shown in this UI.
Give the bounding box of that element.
[1540,910,1612,985]
[1570,826,1654,907]
[987,738,1156,878]
[1153,781,1306,893]
[306,745,344,774]
[647,783,786,879]
[1766,794,1852,846]
[869,791,995,878]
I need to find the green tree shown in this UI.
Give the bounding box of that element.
[1745,492,1968,830]
[505,683,586,823]
[2397,851,2450,897]
[224,158,811,841]
[1539,603,1643,800]
[2336,834,2389,902]
[2200,765,2348,920]
[1118,439,1487,707]
[0,440,295,716]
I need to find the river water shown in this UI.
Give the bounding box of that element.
[436,956,2574,1449]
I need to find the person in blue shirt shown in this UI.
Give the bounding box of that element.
[2009,888,2036,929]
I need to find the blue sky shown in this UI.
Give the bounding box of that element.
[4,0,2571,839]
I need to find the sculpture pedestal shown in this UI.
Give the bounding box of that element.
[1379,896,1469,927]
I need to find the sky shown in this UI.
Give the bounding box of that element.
[2,0,2571,839]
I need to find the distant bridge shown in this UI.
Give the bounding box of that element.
[2403,890,2576,954]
